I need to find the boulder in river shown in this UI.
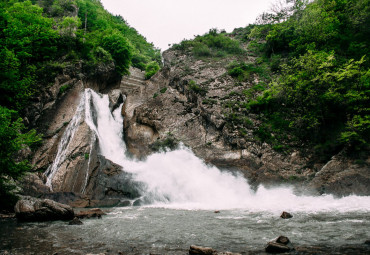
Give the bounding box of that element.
[14,197,74,222]
[280,211,293,219]
[265,236,292,253]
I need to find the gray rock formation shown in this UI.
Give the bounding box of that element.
[309,154,370,196]
[14,197,74,221]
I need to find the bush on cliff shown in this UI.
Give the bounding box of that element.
[0,106,41,210]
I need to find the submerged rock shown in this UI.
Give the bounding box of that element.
[69,217,83,225]
[75,208,106,219]
[280,211,293,219]
[189,245,216,255]
[14,197,74,222]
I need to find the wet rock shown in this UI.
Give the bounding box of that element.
[108,89,125,112]
[189,245,216,255]
[75,208,106,219]
[14,197,74,222]
[365,240,370,245]
[69,217,83,225]
[265,241,291,253]
[280,211,293,219]
[265,236,292,253]
[214,210,220,213]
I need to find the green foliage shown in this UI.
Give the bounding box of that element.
[0,106,41,209]
[76,0,161,70]
[0,0,58,109]
[174,29,244,58]
[102,31,133,75]
[227,61,265,82]
[145,61,160,79]
[160,87,167,94]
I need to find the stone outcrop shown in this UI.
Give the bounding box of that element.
[309,154,370,196]
[14,197,74,222]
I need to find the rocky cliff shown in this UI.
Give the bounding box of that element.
[22,65,142,207]
[123,48,370,196]
[23,49,369,206]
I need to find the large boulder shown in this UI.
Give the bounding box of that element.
[14,197,74,222]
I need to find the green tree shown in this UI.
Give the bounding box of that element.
[0,106,41,210]
[102,31,133,75]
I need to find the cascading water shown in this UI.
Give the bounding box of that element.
[80,89,370,212]
[45,93,86,189]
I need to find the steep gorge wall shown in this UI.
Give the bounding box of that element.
[123,49,370,196]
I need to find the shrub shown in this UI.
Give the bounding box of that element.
[145,61,160,79]
[188,80,207,96]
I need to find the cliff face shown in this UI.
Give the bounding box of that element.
[23,50,369,203]
[123,49,370,196]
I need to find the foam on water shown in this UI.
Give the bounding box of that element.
[65,89,370,212]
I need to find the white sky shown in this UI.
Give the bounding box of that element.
[100,0,276,51]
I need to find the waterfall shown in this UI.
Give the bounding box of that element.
[45,93,86,189]
[47,89,370,212]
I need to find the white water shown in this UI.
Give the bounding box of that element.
[58,89,370,213]
[45,93,86,189]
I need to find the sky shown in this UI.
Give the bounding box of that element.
[100,0,276,51]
